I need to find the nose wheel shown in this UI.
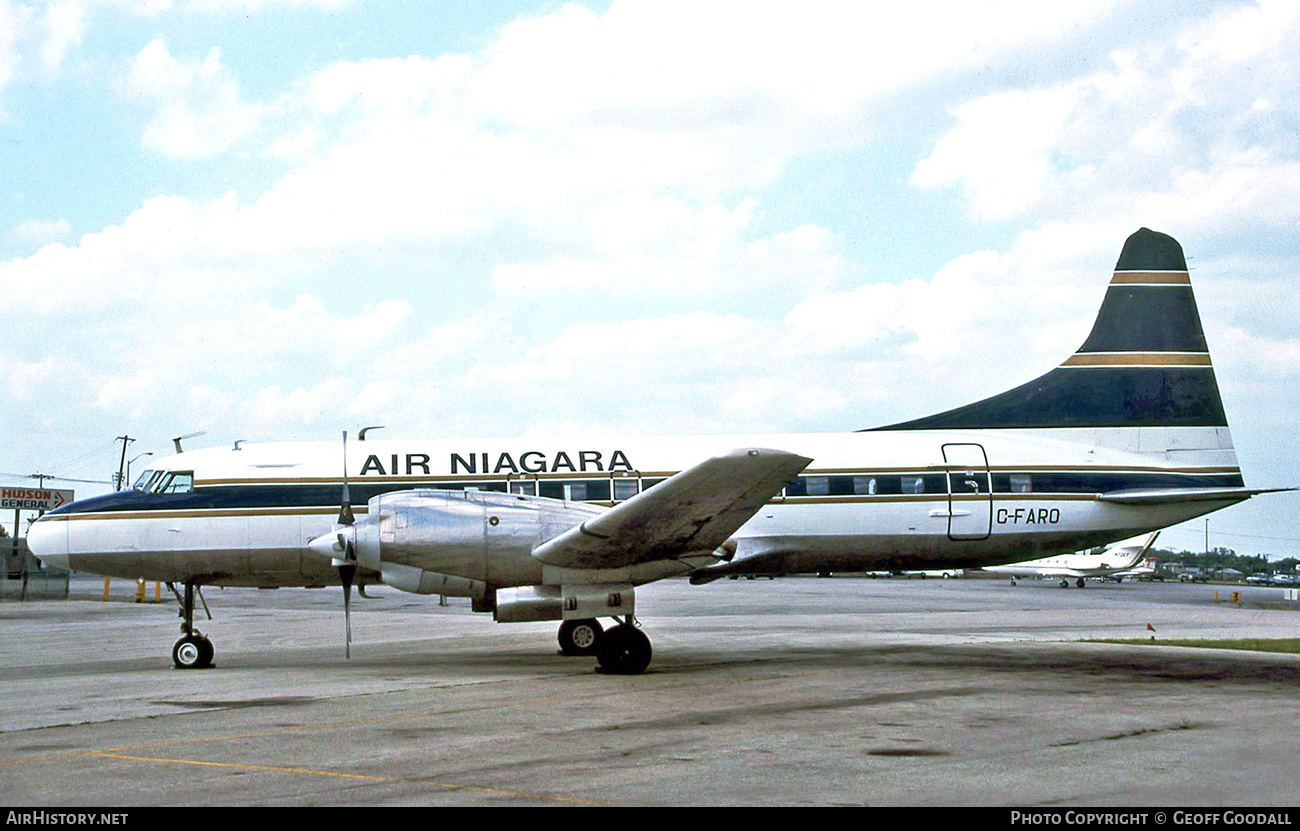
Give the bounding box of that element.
[172,633,214,669]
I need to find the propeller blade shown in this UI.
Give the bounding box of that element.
[335,431,357,658]
[338,430,355,526]
[340,561,355,659]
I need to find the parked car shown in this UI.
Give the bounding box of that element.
[1179,573,1208,583]
[1246,573,1271,585]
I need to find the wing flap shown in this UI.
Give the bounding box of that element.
[532,448,812,571]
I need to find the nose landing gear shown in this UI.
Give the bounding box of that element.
[170,581,214,669]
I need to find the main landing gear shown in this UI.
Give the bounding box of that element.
[558,618,603,655]
[557,617,652,675]
[171,581,214,669]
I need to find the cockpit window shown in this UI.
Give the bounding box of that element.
[158,472,194,494]
[133,469,160,491]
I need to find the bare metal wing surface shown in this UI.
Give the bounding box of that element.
[532,448,812,570]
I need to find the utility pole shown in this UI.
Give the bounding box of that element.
[115,436,134,491]
[127,452,153,489]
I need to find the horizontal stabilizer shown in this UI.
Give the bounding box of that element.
[1097,486,1293,505]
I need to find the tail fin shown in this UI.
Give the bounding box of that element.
[874,228,1228,430]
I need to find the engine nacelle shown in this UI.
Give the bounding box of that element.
[494,584,635,623]
[351,489,605,589]
[377,561,486,599]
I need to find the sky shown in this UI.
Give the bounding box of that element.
[2,0,1298,559]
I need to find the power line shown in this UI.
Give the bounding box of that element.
[48,439,119,478]
[1162,528,1300,545]
[0,471,112,485]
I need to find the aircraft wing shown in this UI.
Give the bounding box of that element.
[531,448,812,570]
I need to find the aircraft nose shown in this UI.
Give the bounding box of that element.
[25,516,69,569]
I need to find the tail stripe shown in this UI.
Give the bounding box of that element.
[1109,272,1192,285]
[1060,353,1211,368]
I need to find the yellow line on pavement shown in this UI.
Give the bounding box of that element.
[88,750,616,805]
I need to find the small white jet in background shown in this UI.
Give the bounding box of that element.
[983,532,1160,588]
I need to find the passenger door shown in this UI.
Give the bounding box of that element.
[942,443,991,540]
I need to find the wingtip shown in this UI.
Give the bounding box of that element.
[726,447,814,468]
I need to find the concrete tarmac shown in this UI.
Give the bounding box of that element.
[3,574,1300,806]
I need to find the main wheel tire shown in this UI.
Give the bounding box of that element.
[595,623,652,675]
[558,618,603,656]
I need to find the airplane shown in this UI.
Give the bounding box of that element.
[27,228,1285,674]
[981,531,1159,587]
[1110,555,1159,582]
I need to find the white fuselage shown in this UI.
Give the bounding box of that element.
[29,424,1245,590]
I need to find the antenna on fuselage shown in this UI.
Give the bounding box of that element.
[172,431,206,454]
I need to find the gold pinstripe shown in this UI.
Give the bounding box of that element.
[1060,353,1212,367]
[1109,271,1192,285]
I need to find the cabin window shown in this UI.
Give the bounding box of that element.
[612,478,639,502]
[804,476,830,496]
[852,476,876,495]
[1010,474,1032,493]
[536,481,613,502]
[902,476,925,495]
[510,480,537,496]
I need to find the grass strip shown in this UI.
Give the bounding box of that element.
[1088,638,1300,654]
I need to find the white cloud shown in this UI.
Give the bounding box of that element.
[38,0,87,70]
[188,0,355,11]
[11,218,70,244]
[911,86,1084,220]
[0,1,35,113]
[123,38,268,158]
[913,3,1300,228]
[247,379,354,425]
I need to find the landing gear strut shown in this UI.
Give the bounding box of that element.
[171,581,214,669]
